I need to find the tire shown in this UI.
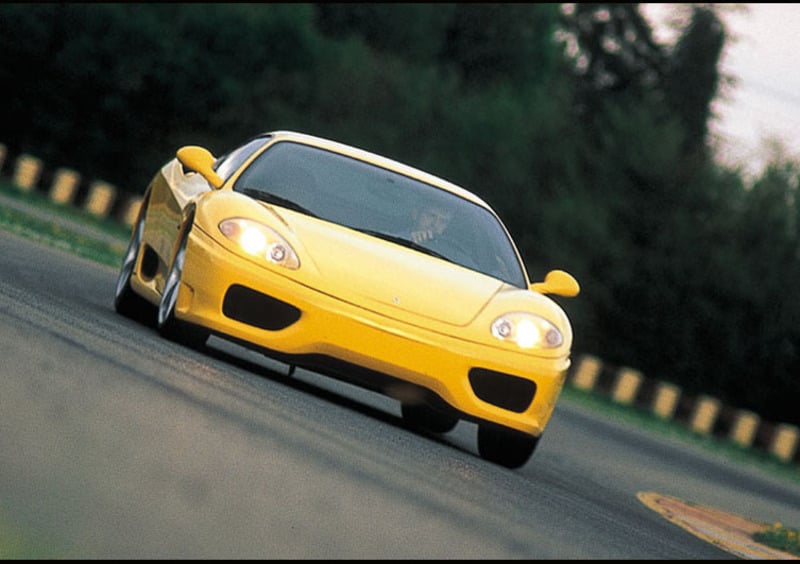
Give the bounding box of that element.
[114,200,156,325]
[156,220,208,349]
[401,402,459,434]
[477,424,539,469]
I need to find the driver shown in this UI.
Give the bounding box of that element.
[408,204,453,244]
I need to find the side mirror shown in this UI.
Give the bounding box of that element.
[530,269,580,297]
[176,146,224,189]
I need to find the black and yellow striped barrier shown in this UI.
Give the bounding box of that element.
[569,354,799,466]
[2,143,142,228]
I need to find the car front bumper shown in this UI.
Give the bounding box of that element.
[173,226,570,436]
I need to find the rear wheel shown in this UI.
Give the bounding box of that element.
[477,424,539,469]
[157,220,208,349]
[114,199,156,325]
[401,402,459,434]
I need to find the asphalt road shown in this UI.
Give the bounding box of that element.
[2,230,799,558]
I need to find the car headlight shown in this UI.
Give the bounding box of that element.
[219,218,300,270]
[491,312,563,349]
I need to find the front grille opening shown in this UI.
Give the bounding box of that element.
[222,284,301,331]
[468,368,536,413]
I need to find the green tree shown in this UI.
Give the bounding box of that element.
[558,3,667,112]
[0,3,321,191]
[313,3,455,64]
[439,3,561,88]
[718,159,800,422]
[663,5,726,156]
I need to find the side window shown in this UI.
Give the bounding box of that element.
[214,137,270,181]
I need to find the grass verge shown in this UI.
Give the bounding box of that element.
[0,179,127,267]
[753,523,800,557]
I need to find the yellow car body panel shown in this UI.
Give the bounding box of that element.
[117,130,579,467]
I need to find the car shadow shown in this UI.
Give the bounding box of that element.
[199,336,476,456]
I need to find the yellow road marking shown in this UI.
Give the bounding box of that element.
[637,491,798,560]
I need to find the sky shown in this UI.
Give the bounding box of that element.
[642,3,800,177]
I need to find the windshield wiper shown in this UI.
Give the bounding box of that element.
[356,229,450,261]
[241,188,317,217]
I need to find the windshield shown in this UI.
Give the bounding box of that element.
[233,141,527,288]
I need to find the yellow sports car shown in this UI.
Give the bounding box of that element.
[114,130,579,468]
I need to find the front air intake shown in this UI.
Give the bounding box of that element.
[468,368,536,413]
[222,284,301,330]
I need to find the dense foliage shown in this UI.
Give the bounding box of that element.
[0,3,798,426]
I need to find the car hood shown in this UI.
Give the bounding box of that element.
[285,212,506,327]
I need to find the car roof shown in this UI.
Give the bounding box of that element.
[262,130,493,211]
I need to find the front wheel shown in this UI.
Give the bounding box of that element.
[114,199,156,325]
[157,221,208,349]
[477,424,539,469]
